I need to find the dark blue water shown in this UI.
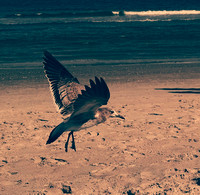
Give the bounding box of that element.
[0,0,200,84]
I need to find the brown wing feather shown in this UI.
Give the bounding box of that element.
[71,77,110,118]
[43,51,83,117]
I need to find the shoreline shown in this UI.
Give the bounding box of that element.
[1,59,200,88]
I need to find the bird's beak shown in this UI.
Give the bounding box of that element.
[111,110,125,120]
[116,114,125,119]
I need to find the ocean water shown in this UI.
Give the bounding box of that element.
[0,1,200,84]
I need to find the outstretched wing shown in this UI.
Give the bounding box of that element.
[71,77,110,118]
[43,51,83,117]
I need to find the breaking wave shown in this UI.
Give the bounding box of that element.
[6,10,200,18]
[113,10,200,16]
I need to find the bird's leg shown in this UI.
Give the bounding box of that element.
[65,131,72,152]
[71,131,76,151]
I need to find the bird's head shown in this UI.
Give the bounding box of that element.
[97,107,125,120]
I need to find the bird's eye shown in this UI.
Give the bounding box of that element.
[110,110,114,114]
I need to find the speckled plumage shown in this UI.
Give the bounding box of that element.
[43,51,124,152]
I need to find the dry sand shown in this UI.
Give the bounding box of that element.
[0,77,200,194]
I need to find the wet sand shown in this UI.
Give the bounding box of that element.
[0,69,200,194]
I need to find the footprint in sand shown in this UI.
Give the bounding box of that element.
[31,156,69,166]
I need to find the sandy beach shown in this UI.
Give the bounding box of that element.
[1,0,200,193]
[0,71,200,194]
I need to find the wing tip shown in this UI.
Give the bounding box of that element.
[43,50,51,57]
[43,50,55,63]
[90,76,110,102]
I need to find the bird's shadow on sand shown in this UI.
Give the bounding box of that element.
[155,88,200,94]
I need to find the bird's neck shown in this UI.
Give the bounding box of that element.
[95,109,108,123]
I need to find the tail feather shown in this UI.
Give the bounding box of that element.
[46,122,66,144]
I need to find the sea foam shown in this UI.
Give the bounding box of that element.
[113,10,200,16]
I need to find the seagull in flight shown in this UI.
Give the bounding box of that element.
[43,51,124,152]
